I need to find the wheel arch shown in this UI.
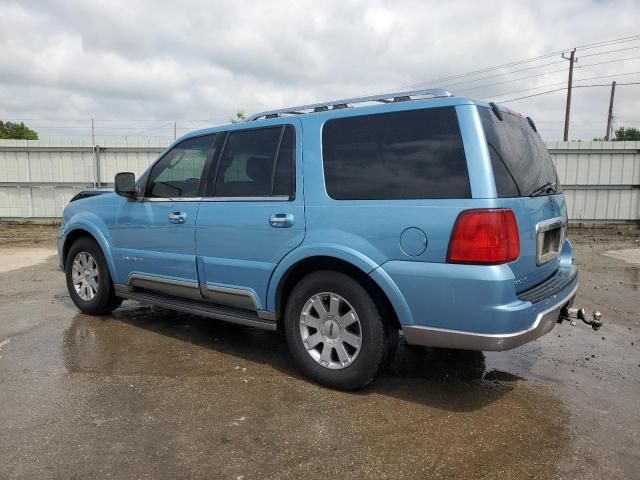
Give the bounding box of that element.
[61,225,117,280]
[272,255,403,331]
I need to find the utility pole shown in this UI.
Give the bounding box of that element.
[605,81,616,141]
[561,49,577,141]
[91,118,95,145]
[173,121,177,141]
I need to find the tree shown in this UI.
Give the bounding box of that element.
[613,126,640,141]
[230,110,246,123]
[0,121,38,140]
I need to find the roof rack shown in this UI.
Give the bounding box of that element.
[245,88,453,121]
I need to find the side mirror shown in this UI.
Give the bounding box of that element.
[115,172,137,198]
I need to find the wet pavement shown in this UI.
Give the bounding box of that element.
[0,225,638,479]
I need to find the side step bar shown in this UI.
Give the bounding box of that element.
[114,285,277,331]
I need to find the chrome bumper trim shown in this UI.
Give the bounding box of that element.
[402,283,578,351]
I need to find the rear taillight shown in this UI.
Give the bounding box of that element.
[447,209,519,265]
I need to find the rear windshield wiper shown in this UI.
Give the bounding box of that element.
[529,181,557,197]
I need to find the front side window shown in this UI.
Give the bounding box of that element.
[146,135,216,198]
[212,126,295,197]
[322,107,470,200]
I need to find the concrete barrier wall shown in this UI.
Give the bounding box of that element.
[1,138,639,222]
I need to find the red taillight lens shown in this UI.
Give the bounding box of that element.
[447,209,519,265]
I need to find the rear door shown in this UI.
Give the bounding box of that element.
[195,121,304,311]
[478,106,567,292]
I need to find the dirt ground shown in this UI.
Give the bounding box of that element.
[0,224,638,479]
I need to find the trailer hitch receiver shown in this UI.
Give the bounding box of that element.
[559,307,603,330]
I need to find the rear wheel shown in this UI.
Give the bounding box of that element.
[284,271,398,390]
[65,237,121,315]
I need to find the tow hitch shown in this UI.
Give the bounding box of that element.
[559,307,603,331]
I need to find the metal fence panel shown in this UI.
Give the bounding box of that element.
[0,185,87,218]
[97,138,168,185]
[547,140,640,222]
[1,138,639,222]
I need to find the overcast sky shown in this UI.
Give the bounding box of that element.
[1,0,639,140]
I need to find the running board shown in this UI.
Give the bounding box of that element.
[114,285,277,331]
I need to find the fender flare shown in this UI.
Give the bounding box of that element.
[265,244,414,326]
[61,213,117,281]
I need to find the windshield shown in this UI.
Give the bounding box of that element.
[479,106,561,197]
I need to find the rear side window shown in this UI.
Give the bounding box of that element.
[322,107,470,200]
[212,126,295,197]
[479,106,561,197]
[273,126,295,197]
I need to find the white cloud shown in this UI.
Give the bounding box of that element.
[0,0,639,140]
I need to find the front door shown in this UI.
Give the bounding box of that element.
[195,122,305,311]
[111,134,218,298]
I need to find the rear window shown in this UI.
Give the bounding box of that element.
[322,107,470,200]
[479,106,561,197]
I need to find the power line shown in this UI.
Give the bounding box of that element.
[495,82,640,103]
[456,67,569,94]
[373,34,640,93]
[127,123,174,136]
[16,124,173,130]
[416,47,640,94]
[463,69,640,100]
[458,55,640,98]
[0,116,229,123]
[579,54,640,68]
[571,34,640,52]
[482,70,640,99]
[576,82,640,87]
[439,60,567,89]
[575,69,640,82]
[579,44,640,58]
[400,55,563,90]
[14,132,175,138]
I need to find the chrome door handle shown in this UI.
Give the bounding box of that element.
[269,213,294,228]
[168,211,187,224]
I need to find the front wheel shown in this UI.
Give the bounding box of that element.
[65,237,121,315]
[284,271,398,390]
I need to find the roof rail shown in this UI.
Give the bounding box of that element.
[245,88,453,121]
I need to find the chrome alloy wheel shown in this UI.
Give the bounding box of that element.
[299,292,363,370]
[71,251,100,301]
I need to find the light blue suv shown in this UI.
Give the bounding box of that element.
[58,89,577,390]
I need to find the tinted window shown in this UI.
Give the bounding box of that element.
[146,135,215,198]
[273,126,295,197]
[479,106,561,197]
[322,107,470,200]
[213,126,295,197]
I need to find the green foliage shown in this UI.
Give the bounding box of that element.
[230,110,246,124]
[0,121,39,140]
[614,126,640,141]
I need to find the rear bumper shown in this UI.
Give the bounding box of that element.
[402,279,577,351]
[374,244,579,351]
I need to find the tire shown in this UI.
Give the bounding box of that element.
[283,271,398,390]
[65,237,121,315]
